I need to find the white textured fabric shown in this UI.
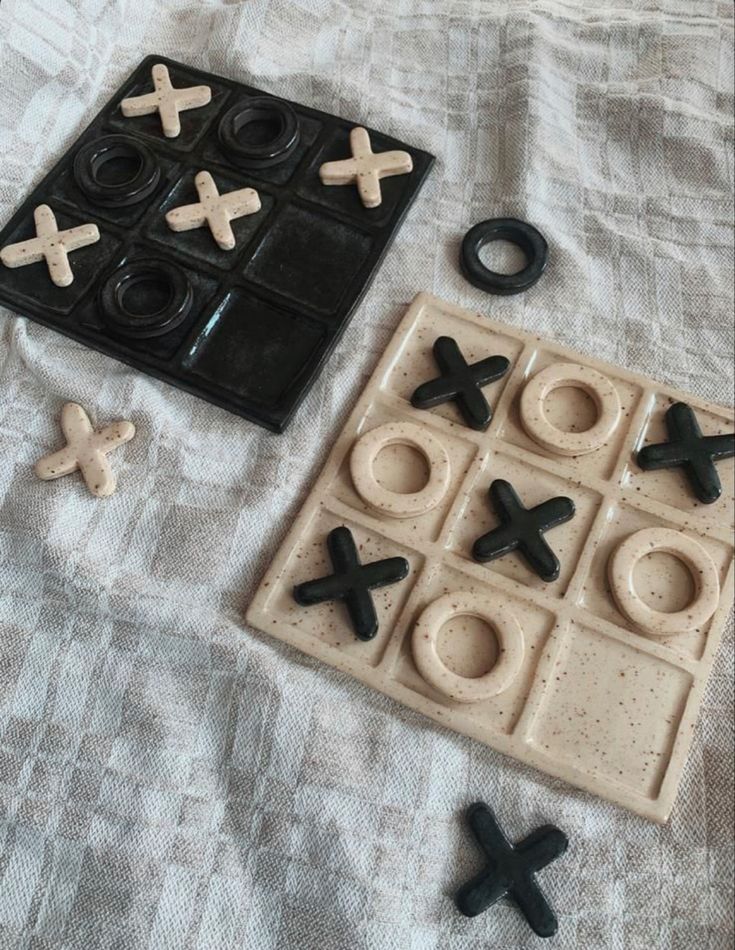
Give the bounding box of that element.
[0,2,733,948]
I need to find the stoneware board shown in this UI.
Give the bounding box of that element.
[246,292,735,822]
[0,55,433,432]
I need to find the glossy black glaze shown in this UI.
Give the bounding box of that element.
[99,259,194,339]
[637,402,735,505]
[293,526,409,641]
[410,335,510,430]
[218,97,300,169]
[455,802,568,939]
[460,218,548,295]
[73,134,161,208]
[0,55,434,432]
[472,479,575,582]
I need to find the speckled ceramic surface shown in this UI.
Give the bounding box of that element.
[246,292,735,822]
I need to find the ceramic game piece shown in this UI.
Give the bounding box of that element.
[412,592,525,702]
[293,526,410,641]
[35,402,135,498]
[472,480,576,582]
[410,336,510,430]
[319,127,413,209]
[350,421,451,518]
[120,63,211,138]
[247,293,734,822]
[0,56,434,433]
[0,205,99,287]
[637,402,735,504]
[520,363,622,456]
[460,218,548,295]
[165,171,261,250]
[608,527,720,638]
[455,802,568,939]
[218,97,300,169]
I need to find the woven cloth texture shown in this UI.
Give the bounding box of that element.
[0,1,733,948]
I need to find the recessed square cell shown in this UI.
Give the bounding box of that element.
[259,506,422,668]
[0,208,119,314]
[382,300,524,429]
[328,403,478,544]
[577,500,733,661]
[146,171,275,268]
[527,621,693,800]
[49,146,179,229]
[73,245,220,362]
[106,65,231,151]
[202,106,323,186]
[391,561,556,735]
[243,204,373,318]
[297,127,420,227]
[184,288,327,412]
[624,394,735,527]
[448,450,603,598]
[496,347,644,482]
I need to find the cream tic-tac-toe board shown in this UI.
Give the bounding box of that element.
[246,292,735,822]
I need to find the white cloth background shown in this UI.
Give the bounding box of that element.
[0,1,733,948]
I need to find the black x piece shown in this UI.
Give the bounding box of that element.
[472,479,575,582]
[456,802,568,939]
[410,336,510,431]
[637,402,735,505]
[293,526,409,641]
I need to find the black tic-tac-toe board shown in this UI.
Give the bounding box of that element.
[0,55,434,431]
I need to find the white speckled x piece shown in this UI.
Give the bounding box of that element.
[246,292,734,822]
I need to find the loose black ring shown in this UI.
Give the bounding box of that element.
[460,218,549,295]
[73,134,161,208]
[99,260,194,339]
[218,96,300,169]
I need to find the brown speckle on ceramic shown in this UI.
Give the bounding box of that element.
[0,205,99,287]
[520,362,622,457]
[246,292,734,823]
[350,421,450,519]
[608,527,720,638]
[120,63,211,138]
[319,127,413,208]
[411,592,524,703]
[165,171,261,250]
[35,402,135,498]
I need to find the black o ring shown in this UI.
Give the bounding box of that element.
[99,260,193,339]
[73,134,161,208]
[460,218,549,295]
[218,96,300,169]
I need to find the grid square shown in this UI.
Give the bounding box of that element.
[146,170,276,269]
[391,561,556,736]
[576,500,733,661]
[447,449,603,598]
[243,204,373,318]
[526,620,693,799]
[381,300,524,429]
[328,403,478,544]
[184,288,327,412]
[0,208,120,314]
[496,346,644,482]
[624,393,735,527]
[106,64,231,152]
[258,506,423,669]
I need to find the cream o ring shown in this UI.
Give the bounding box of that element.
[608,527,720,638]
[411,592,525,703]
[350,421,451,519]
[520,362,621,456]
